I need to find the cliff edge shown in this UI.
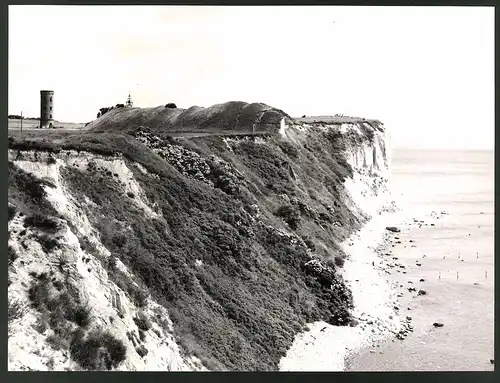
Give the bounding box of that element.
[8,102,393,371]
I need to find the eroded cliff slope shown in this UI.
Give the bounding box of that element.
[8,104,392,371]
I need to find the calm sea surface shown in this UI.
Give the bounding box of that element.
[391,149,494,279]
[391,149,494,216]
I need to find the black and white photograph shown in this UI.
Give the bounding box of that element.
[7,4,494,372]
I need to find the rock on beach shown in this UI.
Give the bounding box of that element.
[386,227,401,233]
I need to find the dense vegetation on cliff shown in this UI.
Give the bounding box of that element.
[8,108,379,370]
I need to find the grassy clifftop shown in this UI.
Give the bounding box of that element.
[90,101,291,134]
[8,110,382,370]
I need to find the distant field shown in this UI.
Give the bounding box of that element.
[8,119,87,130]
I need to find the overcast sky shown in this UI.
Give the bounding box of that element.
[9,6,494,149]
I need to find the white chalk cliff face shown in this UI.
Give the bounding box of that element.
[341,122,396,219]
[282,119,395,219]
[341,122,391,174]
[8,150,205,371]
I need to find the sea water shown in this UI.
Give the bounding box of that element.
[391,148,494,285]
[348,148,494,371]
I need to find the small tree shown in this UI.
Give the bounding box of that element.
[97,106,114,119]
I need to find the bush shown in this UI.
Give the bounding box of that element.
[275,205,301,230]
[70,330,127,370]
[107,256,117,271]
[302,236,316,251]
[136,345,148,358]
[25,214,61,232]
[28,273,51,310]
[138,329,146,342]
[96,106,115,119]
[33,313,50,334]
[107,266,148,308]
[8,246,18,265]
[278,140,299,159]
[47,333,70,350]
[72,304,92,328]
[38,235,61,253]
[8,299,28,324]
[133,310,152,331]
[9,163,47,203]
[8,204,16,221]
[165,103,177,109]
[334,253,345,268]
[28,272,94,349]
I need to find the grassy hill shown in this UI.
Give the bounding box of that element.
[90,101,291,134]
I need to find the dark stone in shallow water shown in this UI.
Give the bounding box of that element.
[417,289,427,296]
[433,322,444,327]
[386,227,401,233]
[490,359,494,364]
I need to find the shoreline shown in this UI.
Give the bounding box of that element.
[345,206,494,371]
[279,207,409,371]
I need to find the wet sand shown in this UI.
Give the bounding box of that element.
[346,210,494,371]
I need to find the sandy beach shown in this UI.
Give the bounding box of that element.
[279,209,409,371]
[346,208,494,371]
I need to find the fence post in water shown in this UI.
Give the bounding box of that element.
[439,271,441,280]
[485,271,487,279]
[457,271,459,280]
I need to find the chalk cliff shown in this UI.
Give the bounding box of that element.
[8,102,394,371]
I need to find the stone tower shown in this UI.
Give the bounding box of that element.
[40,90,54,128]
